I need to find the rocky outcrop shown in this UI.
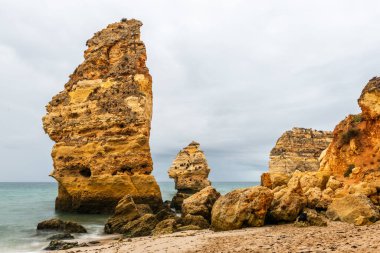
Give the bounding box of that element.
[326,194,380,225]
[104,195,141,234]
[42,19,162,213]
[211,186,273,231]
[320,77,380,185]
[37,218,87,233]
[168,141,211,210]
[269,128,333,175]
[182,186,220,221]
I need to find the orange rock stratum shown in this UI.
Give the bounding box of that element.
[43,19,162,213]
[320,77,380,184]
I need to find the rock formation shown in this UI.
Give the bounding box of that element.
[182,186,220,221]
[211,186,273,231]
[320,77,380,184]
[168,141,211,210]
[37,218,87,233]
[269,128,333,175]
[42,19,162,213]
[326,194,379,225]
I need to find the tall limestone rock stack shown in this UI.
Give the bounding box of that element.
[42,19,162,213]
[168,141,211,210]
[320,77,380,184]
[262,128,332,189]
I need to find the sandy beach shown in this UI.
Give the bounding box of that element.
[49,221,380,253]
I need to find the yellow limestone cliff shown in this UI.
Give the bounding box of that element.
[43,19,162,213]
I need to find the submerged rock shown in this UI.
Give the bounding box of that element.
[168,141,212,210]
[47,233,74,241]
[211,186,273,231]
[44,240,87,250]
[42,19,162,213]
[37,218,87,233]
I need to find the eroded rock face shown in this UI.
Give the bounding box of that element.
[168,141,211,210]
[211,186,273,231]
[320,77,380,184]
[42,19,162,213]
[269,128,333,175]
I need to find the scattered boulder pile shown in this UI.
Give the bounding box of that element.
[104,187,220,237]
[262,127,332,189]
[101,76,380,238]
[42,19,162,213]
[261,77,380,226]
[168,141,212,210]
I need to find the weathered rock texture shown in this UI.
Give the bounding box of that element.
[211,186,273,231]
[182,186,220,221]
[269,128,333,175]
[320,77,380,184]
[43,19,162,213]
[168,141,211,210]
[326,194,380,225]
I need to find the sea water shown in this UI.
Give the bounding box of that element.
[0,181,258,253]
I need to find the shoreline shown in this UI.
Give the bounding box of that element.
[49,221,380,253]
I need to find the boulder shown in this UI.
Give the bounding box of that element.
[47,233,74,241]
[121,214,158,237]
[294,208,327,227]
[182,214,210,229]
[37,218,87,233]
[42,19,162,213]
[168,141,211,210]
[44,240,87,250]
[287,170,329,193]
[104,195,140,234]
[152,219,177,236]
[182,186,220,220]
[261,172,290,189]
[211,186,273,231]
[316,187,335,209]
[268,187,307,222]
[326,194,380,225]
[304,187,322,209]
[326,176,343,191]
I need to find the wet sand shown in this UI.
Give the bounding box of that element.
[52,221,380,253]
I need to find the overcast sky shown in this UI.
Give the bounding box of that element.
[0,0,379,182]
